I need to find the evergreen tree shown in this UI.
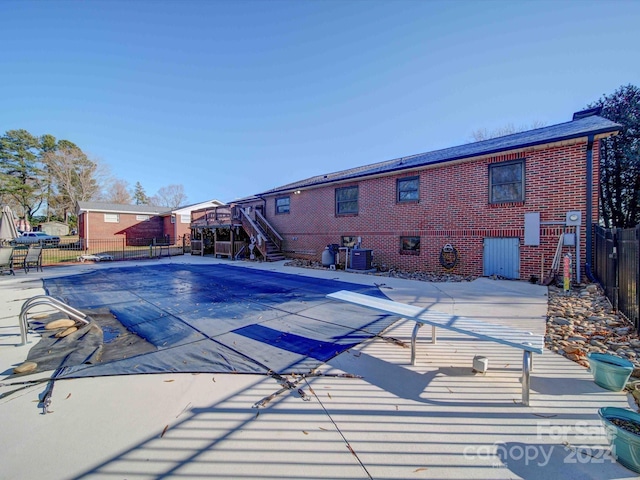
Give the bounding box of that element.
[0,129,46,221]
[588,84,640,228]
[133,181,149,205]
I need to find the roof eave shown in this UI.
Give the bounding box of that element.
[260,126,621,196]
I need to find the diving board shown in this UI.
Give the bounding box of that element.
[326,290,544,406]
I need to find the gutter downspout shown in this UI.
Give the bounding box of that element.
[256,194,267,218]
[585,135,595,282]
[173,213,177,244]
[85,209,90,251]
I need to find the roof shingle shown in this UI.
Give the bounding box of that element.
[258,113,620,196]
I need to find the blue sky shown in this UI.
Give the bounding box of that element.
[1,0,638,204]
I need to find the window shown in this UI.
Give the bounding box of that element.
[104,213,119,223]
[400,236,420,255]
[489,159,525,203]
[275,196,290,214]
[136,215,150,221]
[341,236,358,248]
[180,214,190,223]
[336,186,358,215]
[397,176,419,202]
[170,215,175,224]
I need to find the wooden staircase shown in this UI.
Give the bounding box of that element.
[239,208,285,262]
[262,237,286,262]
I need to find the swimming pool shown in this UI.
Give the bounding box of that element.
[40,264,397,379]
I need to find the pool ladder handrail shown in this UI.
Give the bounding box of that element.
[19,295,89,346]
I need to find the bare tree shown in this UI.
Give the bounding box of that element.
[471,121,547,142]
[103,179,132,204]
[42,142,100,221]
[150,184,188,209]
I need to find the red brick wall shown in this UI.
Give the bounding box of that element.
[175,217,191,240]
[162,216,175,242]
[259,139,599,280]
[160,215,191,242]
[80,211,164,243]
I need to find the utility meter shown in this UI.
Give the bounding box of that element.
[566,211,582,226]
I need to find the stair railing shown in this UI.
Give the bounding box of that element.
[239,208,268,258]
[255,210,283,251]
[19,295,89,346]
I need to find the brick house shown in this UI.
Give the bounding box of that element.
[230,109,620,281]
[160,201,225,241]
[77,200,223,247]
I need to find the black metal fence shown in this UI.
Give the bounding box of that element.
[30,235,192,266]
[593,224,639,330]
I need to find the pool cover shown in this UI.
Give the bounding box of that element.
[41,264,397,379]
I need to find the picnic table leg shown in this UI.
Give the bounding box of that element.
[411,322,423,365]
[522,350,531,406]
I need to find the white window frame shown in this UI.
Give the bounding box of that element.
[180,214,190,224]
[104,213,120,223]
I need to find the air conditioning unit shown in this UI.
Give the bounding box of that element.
[350,249,373,270]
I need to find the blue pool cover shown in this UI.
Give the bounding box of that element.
[43,264,397,378]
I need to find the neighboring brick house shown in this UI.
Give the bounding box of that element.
[77,200,223,247]
[234,109,621,281]
[160,201,225,242]
[76,203,168,247]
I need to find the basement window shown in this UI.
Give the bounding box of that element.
[400,236,420,255]
[341,236,358,248]
[489,159,525,203]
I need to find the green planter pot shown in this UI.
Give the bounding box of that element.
[599,407,640,473]
[587,352,634,392]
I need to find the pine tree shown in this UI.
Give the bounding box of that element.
[133,181,149,205]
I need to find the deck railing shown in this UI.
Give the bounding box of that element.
[214,240,248,258]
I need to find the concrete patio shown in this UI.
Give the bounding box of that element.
[0,255,636,479]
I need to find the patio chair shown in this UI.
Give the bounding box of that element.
[23,245,43,273]
[0,246,15,275]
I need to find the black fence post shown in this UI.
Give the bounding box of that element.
[635,225,640,331]
[611,227,619,313]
